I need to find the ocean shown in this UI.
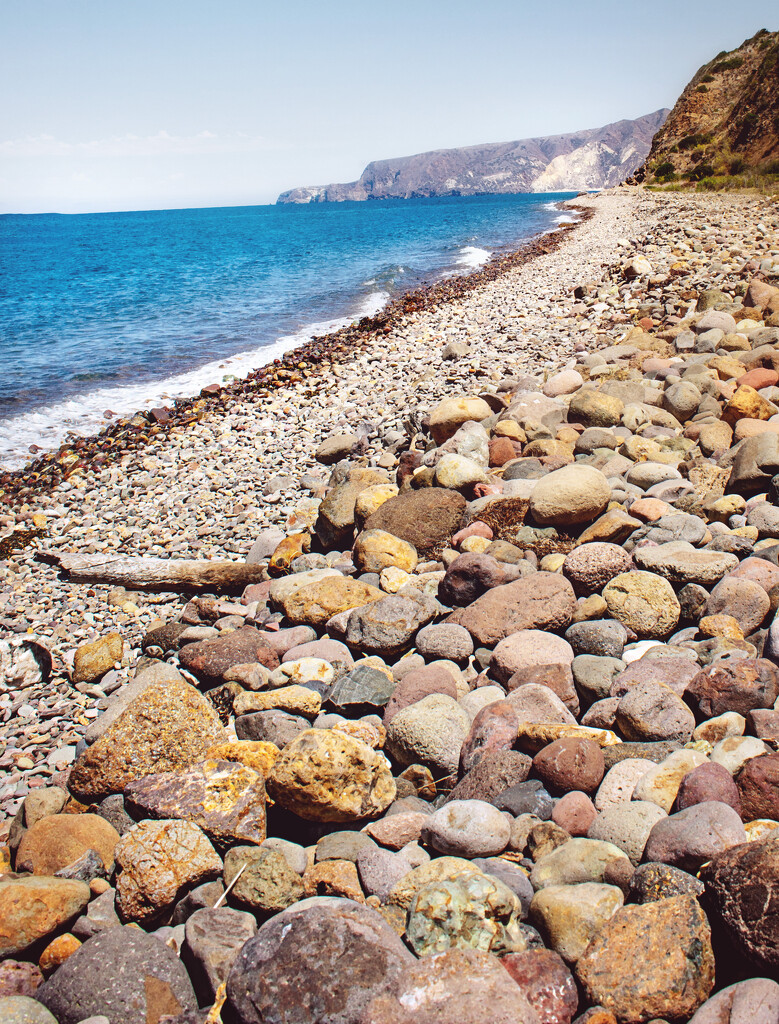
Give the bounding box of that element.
[0,192,577,470]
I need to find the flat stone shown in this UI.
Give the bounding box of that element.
[450,573,576,646]
[634,542,738,586]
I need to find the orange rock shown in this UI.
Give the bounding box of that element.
[39,933,81,975]
[723,385,777,426]
[15,814,120,875]
[737,368,779,390]
[734,418,779,441]
[699,614,745,642]
[268,532,311,577]
[206,740,280,776]
[628,498,673,523]
[304,858,365,902]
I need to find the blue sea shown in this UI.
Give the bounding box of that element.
[0,192,577,468]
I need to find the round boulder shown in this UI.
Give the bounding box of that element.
[529,465,611,527]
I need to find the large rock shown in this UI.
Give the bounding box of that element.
[360,947,541,1024]
[279,577,384,628]
[603,571,681,639]
[315,466,389,548]
[382,665,457,724]
[701,837,779,970]
[643,801,747,872]
[421,800,511,857]
[15,814,119,875]
[182,906,257,1005]
[569,390,625,428]
[178,627,279,686]
[530,882,624,963]
[575,896,715,1023]
[450,573,576,646]
[36,926,197,1024]
[530,838,632,890]
[114,820,222,925]
[67,679,225,803]
[688,979,779,1024]
[385,694,470,782]
[0,877,90,958]
[267,729,395,822]
[687,659,779,718]
[226,897,415,1024]
[529,465,611,527]
[491,630,574,685]
[428,396,494,444]
[406,873,522,957]
[124,759,267,847]
[365,488,467,558]
[344,594,434,657]
[353,530,417,574]
[563,543,632,596]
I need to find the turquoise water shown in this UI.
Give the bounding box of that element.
[0,192,576,466]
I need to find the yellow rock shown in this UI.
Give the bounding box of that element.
[744,819,779,842]
[428,396,493,445]
[353,529,418,574]
[516,723,621,754]
[709,355,748,380]
[39,933,81,975]
[280,576,384,628]
[699,614,744,642]
[460,535,491,554]
[493,420,526,442]
[380,566,412,593]
[72,633,123,684]
[268,533,311,576]
[32,513,47,530]
[233,685,321,718]
[723,385,777,425]
[205,740,280,776]
[355,484,399,527]
[540,553,566,573]
[703,495,745,522]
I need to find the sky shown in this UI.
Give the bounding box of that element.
[1,0,777,214]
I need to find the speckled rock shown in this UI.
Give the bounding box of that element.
[603,572,680,639]
[67,679,225,803]
[628,862,705,904]
[501,948,578,1024]
[421,799,511,857]
[14,814,119,876]
[124,759,267,847]
[385,693,470,781]
[588,801,667,866]
[406,872,522,956]
[222,846,305,913]
[687,659,779,718]
[449,573,577,646]
[267,729,396,822]
[575,896,714,1024]
[563,544,632,596]
[226,897,415,1024]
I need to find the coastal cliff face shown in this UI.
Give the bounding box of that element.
[277,110,668,203]
[636,28,779,183]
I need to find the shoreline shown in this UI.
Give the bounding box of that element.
[0,200,589,508]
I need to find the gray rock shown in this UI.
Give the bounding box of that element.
[234,709,308,746]
[345,594,435,657]
[37,927,197,1024]
[183,907,257,1005]
[421,800,511,857]
[0,997,58,1024]
[565,620,628,658]
[314,831,377,863]
[415,623,474,661]
[226,897,415,1024]
[587,801,667,865]
[356,846,413,901]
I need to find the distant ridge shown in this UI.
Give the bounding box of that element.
[635,28,779,184]
[276,110,669,204]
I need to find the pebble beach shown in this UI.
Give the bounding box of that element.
[3,184,779,1023]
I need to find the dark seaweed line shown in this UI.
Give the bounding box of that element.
[0,206,592,508]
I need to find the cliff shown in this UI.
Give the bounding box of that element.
[277,110,668,203]
[635,28,779,184]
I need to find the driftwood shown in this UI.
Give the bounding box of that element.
[37,551,267,594]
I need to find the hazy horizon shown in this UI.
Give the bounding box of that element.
[2,0,777,215]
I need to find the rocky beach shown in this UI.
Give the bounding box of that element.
[2,185,779,1024]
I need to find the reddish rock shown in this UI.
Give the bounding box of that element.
[438,552,514,607]
[382,666,457,725]
[702,836,779,970]
[687,659,779,718]
[611,656,699,699]
[501,948,578,1024]
[533,738,605,795]
[747,708,779,743]
[643,802,747,872]
[688,978,779,1024]
[489,437,524,467]
[706,577,770,635]
[361,947,540,1024]
[460,701,520,774]
[553,791,598,836]
[365,488,467,558]
[447,749,532,803]
[736,754,779,822]
[737,368,779,391]
[0,959,43,997]
[449,573,577,647]
[562,543,632,596]
[178,626,280,686]
[675,762,742,816]
[727,557,779,595]
[506,663,580,716]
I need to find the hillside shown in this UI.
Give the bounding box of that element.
[635,28,779,185]
[277,110,668,203]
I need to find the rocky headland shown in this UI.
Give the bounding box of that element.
[2,186,779,1024]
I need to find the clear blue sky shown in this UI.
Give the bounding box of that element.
[1,0,776,213]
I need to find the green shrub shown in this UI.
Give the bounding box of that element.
[654,161,677,182]
[701,74,714,82]
[690,163,715,181]
[696,85,708,93]
[729,155,747,175]
[712,56,744,72]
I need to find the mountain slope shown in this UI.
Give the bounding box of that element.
[277,110,668,204]
[635,28,779,184]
